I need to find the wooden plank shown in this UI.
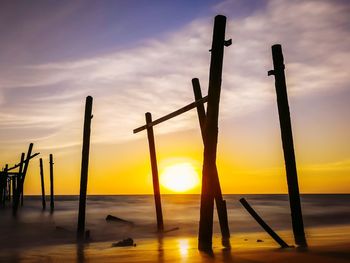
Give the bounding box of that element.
[133,96,208,134]
[198,15,228,251]
[145,112,164,232]
[77,96,93,241]
[269,44,307,247]
[240,198,289,248]
[192,78,230,239]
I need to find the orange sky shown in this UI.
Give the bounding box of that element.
[1,0,349,195]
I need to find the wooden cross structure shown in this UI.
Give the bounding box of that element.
[134,15,231,247]
[0,143,40,214]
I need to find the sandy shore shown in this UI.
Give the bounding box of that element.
[0,225,349,262]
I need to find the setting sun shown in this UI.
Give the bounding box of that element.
[160,163,200,192]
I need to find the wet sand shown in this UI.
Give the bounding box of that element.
[1,225,349,262]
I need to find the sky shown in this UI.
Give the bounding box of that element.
[0,0,349,194]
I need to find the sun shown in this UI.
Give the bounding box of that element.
[160,162,200,193]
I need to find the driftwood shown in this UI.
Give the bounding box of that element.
[112,238,136,247]
[105,215,134,225]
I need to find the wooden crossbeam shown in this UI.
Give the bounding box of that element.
[133,96,208,134]
[6,152,40,171]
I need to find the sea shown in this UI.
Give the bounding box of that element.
[0,194,349,250]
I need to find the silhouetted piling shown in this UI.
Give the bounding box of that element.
[145,112,164,232]
[239,198,289,248]
[13,145,33,216]
[39,158,46,210]
[192,78,230,240]
[49,154,54,212]
[199,15,230,250]
[268,44,307,247]
[77,96,93,241]
[19,153,25,207]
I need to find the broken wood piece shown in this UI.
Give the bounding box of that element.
[105,215,134,225]
[239,198,289,248]
[112,238,136,247]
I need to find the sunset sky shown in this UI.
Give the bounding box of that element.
[0,0,349,195]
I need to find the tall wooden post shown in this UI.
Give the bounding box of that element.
[145,112,164,232]
[192,78,230,239]
[19,153,25,207]
[198,15,228,250]
[13,145,33,216]
[49,154,54,212]
[268,44,307,247]
[77,96,93,241]
[39,158,46,210]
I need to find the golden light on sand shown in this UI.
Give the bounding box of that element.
[160,163,200,192]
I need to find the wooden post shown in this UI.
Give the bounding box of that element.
[145,112,164,232]
[1,165,8,205]
[239,198,289,248]
[268,44,307,247]
[199,15,229,250]
[49,154,54,212]
[13,145,33,216]
[192,78,230,239]
[12,176,16,202]
[19,153,25,207]
[39,158,46,210]
[77,96,93,241]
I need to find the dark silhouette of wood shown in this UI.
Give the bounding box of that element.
[49,154,54,212]
[133,96,208,134]
[192,78,230,239]
[239,198,289,248]
[7,153,40,171]
[268,44,307,247]
[198,15,229,251]
[0,165,8,205]
[13,145,33,216]
[145,112,164,232]
[77,96,93,241]
[12,176,16,202]
[19,153,25,207]
[39,158,46,210]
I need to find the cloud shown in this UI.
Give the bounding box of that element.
[0,0,349,151]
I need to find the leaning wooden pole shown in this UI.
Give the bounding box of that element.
[192,78,230,239]
[13,145,33,216]
[268,44,307,247]
[39,158,46,210]
[19,153,25,207]
[198,15,229,250]
[145,112,164,232]
[49,154,54,212]
[240,198,289,248]
[77,96,93,241]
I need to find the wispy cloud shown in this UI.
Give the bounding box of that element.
[0,0,349,151]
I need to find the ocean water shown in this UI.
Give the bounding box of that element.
[0,194,349,250]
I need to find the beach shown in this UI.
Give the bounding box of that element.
[0,194,349,262]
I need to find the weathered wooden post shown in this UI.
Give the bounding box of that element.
[49,154,54,212]
[268,44,307,247]
[19,153,25,207]
[239,198,289,248]
[198,15,230,250]
[39,158,46,210]
[13,145,33,216]
[77,96,93,241]
[145,112,164,232]
[192,78,230,239]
